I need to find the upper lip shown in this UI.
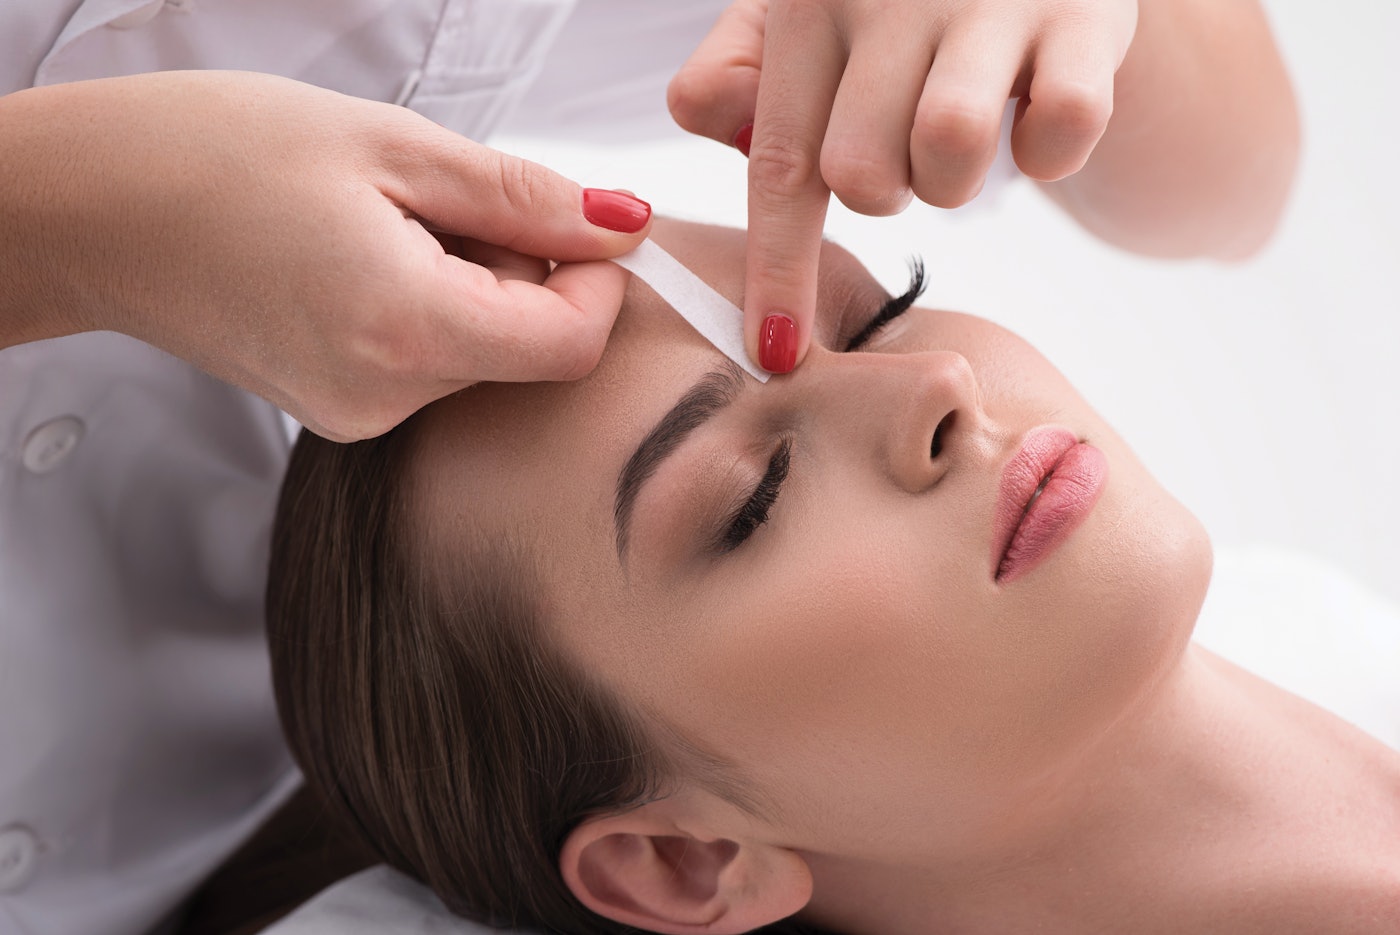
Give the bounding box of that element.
[992,426,1080,574]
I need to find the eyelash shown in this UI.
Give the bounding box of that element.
[843,258,927,352]
[717,439,791,552]
[716,260,925,553]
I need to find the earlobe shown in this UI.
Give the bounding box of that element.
[560,807,813,935]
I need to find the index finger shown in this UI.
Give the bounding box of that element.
[743,1,845,374]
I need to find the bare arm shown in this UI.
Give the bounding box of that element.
[1036,0,1301,260]
[0,72,652,440]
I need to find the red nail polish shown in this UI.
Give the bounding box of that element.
[759,314,797,373]
[732,122,753,158]
[582,188,651,233]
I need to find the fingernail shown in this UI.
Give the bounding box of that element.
[759,314,797,373]
[732,123,753,158]
[582,188,651,233]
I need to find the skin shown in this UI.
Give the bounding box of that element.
[425,218,1213,807]
[669,0,1301,371]
[416,219,1400,934]
[2,0,1298,436]
[0,71,649,442]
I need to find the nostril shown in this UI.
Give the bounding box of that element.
[930,412,953,459]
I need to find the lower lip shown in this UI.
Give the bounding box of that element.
[996,442,1108,584]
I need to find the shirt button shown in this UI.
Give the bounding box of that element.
[107,0,166,29]
[0,825,39,893]
[22,416,86,474]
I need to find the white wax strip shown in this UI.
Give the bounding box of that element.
[612,239,769,383]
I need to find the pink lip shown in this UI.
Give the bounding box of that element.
[992,426,1108,584]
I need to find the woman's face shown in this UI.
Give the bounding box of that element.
[417,219,1211,862]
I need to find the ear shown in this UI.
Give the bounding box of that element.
[559,802,812,934]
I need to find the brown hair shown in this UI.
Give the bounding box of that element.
[266,418,825,933]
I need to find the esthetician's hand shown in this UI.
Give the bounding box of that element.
[0,70,652,441]
[668,0,1137,373]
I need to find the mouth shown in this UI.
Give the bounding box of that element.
[993,426,1108,583]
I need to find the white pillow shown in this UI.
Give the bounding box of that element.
[1194,545,1400,750]
[260,864,482,934]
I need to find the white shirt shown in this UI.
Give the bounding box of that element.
[0,2,726,934]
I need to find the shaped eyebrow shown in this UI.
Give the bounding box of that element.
[614,361,744,560]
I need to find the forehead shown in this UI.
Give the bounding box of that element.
[412,219,886,602]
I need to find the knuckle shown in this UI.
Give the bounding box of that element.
[748,138,822,200]
[1038,79,1113,137]
[666,66,713,132]
[494,152,546,218]
[909,167,981,210]
[821,148,910,217]
[540,313,609,381]
[746,250,810,299]
[557,336,607,381]
[912,99,999,162]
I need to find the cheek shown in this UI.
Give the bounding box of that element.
[639,495,1003,838]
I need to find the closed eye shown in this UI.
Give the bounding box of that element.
[715,439,791,553]
[844,259,926,352]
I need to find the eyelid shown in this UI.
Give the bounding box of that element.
[844,258,927,352]
[713,437,791,554]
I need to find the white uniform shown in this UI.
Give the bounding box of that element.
[0,3,725,933]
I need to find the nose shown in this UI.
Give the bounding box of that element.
[793,345,982,493]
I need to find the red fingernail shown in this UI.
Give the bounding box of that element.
[759,314,797,373]
[582,188,651,233]
[732,123,753,158]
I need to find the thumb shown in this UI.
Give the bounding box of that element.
[423,254,634,384]
[374,112,653,261]
[667,0,767,149]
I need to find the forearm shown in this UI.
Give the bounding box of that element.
[1039,0,1301,260]
[0,83,100,348]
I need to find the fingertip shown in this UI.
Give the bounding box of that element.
[535,260,632,379]
[757,312,799,374]
[582,188,652,235]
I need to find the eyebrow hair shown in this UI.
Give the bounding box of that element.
[614,361,745,560]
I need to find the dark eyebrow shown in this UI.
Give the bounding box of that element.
[614,361,744,560]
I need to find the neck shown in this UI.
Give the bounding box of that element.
[803,643,1400,935]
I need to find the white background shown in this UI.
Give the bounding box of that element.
[498,0,1400,606]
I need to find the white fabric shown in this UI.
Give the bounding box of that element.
[260,545,1400,933]
[612,240,769,383]
[262,866,481,935]
[0,332,303,935]
[0,3,729,934]
[1194,545,1400,750]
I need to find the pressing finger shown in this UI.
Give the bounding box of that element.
[743,0,845,373]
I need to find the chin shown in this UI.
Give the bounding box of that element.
[1084,484,1213,716]
[1004,478,1213,775]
